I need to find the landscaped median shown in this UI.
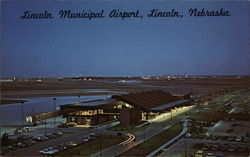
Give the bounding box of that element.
[108,122,149,133]
[118,122,183,157]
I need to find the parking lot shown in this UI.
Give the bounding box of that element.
[2,127,97,156]
[160,134,249,157]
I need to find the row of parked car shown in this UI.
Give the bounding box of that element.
[39,133,96,156]
[5,132,63,151]
[186,133,250,142]
[193,142,249,154]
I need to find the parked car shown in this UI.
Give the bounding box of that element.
[46,134,57,139]
[39,147,60,155]
[73,139,82,145]
[58,143,68,150]
[186,133,192,138]
[82,138,89,142]
[211,135,219,140]
[23,141,33,146]
[203,143,213,151]
[56,131,63,136]
[90,133,96,136]
[41,136,50,141]
[242,136,250,142]
[211,144,219,151]
[195,150,204,157]
[206,152,214,157]
[67,141,78,147]
[226,136,235,141]
[32,136,42,141]
[216,153,225,157]
[26,139,37,144]
[227,144,237,152]
[17,142,27,148]
[237,144,248,153]
[235,136,242,142]
[219,144,227,151]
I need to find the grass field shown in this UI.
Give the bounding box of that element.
[119,122,183,156]
[189,109,227,123]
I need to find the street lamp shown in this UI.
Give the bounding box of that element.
[53,98,56,125]
[100,129,102,157]
[143,124,146,142]
[89,127,92,154]
[170,109,173,124]
[21,102,24,134]
[77,95,80,103]
[185,134,187,157]
[44,116,47,136]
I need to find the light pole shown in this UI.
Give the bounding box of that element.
[189,105,191,116]
[44,117,47,136]
[185,134,187,157]
[90,128,92,154]
[144,124,146,142]
[170,109,173,124]
[100,129,102,157]
[77,95,80,103]
[53,98,56,125]
[21,102,24,134]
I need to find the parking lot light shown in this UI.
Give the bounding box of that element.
[21,102,24,134]
[53,98,56,125]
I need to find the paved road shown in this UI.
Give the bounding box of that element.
[92,106,194,157]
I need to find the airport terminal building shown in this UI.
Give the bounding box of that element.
[60,90,191,126]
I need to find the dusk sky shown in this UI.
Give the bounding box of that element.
[1,1,249,78]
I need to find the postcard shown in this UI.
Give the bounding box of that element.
[1,0,249,156]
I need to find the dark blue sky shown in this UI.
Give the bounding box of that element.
[2,1,249,78]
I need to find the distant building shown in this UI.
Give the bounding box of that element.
[0,79,14,82]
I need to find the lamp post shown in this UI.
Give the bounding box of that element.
[144,124,146,142]
[90,128,92,154]
[185,134,187,157]
[53,98,56,125]
[170,109,173,124]
[44,117,47,136]
[77,95,80,103]
[21,102,24,134]
[100,129,102,157]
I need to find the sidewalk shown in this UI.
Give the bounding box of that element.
[146,120,189,157]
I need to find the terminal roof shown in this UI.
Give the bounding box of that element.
[72,98,116,107]
[112,90,188,111]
